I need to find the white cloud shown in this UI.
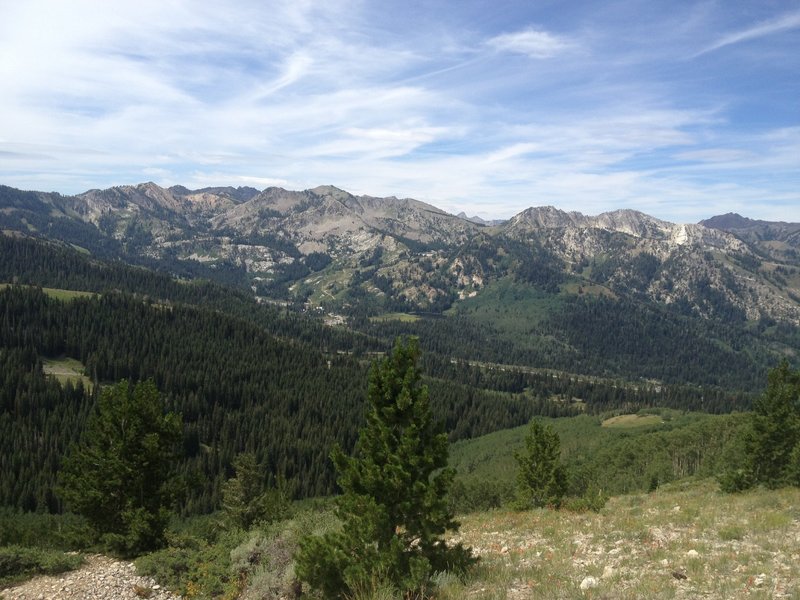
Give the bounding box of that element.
[485,143,543,163]
[0,1,797,223]
[695,9,800,56]
[250,52,314,99]
[487,27,574,58]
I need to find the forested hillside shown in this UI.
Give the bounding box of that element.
[0,234,762,517]
[0,284,551,514]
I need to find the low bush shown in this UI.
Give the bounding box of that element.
[232,507,339,599]
[135,529,245,599]
[561,486,609,513]
[0,509,94,551]
[448,477,515,513]
[0,545,83,587]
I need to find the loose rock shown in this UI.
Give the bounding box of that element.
[580,576,598,590]
[0,555,181,600]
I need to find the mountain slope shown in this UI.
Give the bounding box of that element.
[1,182,799,327]
[701,212,800,266]
[3,184,800,391]
[502,206,799,323]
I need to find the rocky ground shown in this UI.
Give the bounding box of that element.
[2,480,798,600]
[0,554,181,600]
[448,479,800,599]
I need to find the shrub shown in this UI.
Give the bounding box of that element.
[135,529,245,599]
[232,508,339,599]
[562,486,608,513]
[0,546,83,587]
[0,509,93,551]
[448,477,515,514]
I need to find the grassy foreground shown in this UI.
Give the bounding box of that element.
[2,480,798,599]
[439,479,800,600]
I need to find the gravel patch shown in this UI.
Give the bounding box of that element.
[0,554,181,600]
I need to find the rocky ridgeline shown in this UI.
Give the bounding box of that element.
[3,181,800,323]
[0,555,181,600]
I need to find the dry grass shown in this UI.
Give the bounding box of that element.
[439,479,800,599]
[601,414,663,428]
[42,357,93,390]
[369,313,421,323]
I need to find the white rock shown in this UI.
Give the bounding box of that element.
[580,576,599,590]
[754,573,766,587]
[686,549,700,558]
[602,565,614,579]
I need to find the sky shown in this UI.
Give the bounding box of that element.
[0,0,798,223]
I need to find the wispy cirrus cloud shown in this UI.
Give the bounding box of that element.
[486,27,575,58]
[0,0,797,222]
[694,9,800,56]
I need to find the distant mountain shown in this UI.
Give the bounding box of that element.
[1,183,799,325]
[701,213,800,265]
[456,212,505,227]
[701,213,800,235]
[701,213,760,230]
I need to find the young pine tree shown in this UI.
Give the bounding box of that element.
[296,337,475,598]
[748,361,800,488]
[514,419,566,509]
[59,379,182,555]
[221,452,290,530]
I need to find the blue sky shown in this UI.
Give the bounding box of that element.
[1,0,798,222]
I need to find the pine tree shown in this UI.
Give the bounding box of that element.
[296,337,475,598]
[58,379,182,555]
[749,361,800,487]
[514,419,566,509]
[221,452,290,530]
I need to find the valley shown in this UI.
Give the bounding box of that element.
[1,182,799,599]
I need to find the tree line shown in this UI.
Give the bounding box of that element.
[0,286,552,514]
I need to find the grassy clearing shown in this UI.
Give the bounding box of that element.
[442,479,800,600]
[0,283,96,302]
[369,312,421,323]
[40,287,97,302]
[68,244,91,255]
[42,357,93,389]
[449,413,665,482]
[561,281,616,298]
[602,413,664,428]
[453,278,565,334]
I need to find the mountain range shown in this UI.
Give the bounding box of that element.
[2,182,799,326]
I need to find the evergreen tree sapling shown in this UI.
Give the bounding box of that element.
[514,419,566,509]
[719,361,800,492]
[59,379,182,555]
[296,337,475,598]
[749,361,800,488]
[222,452,290,530]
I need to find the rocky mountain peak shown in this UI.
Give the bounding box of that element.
[510,206,584,229]
[2,181,798,325]
[591,209,672,238]
[701,213,756,230]
[508,206,677,239]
